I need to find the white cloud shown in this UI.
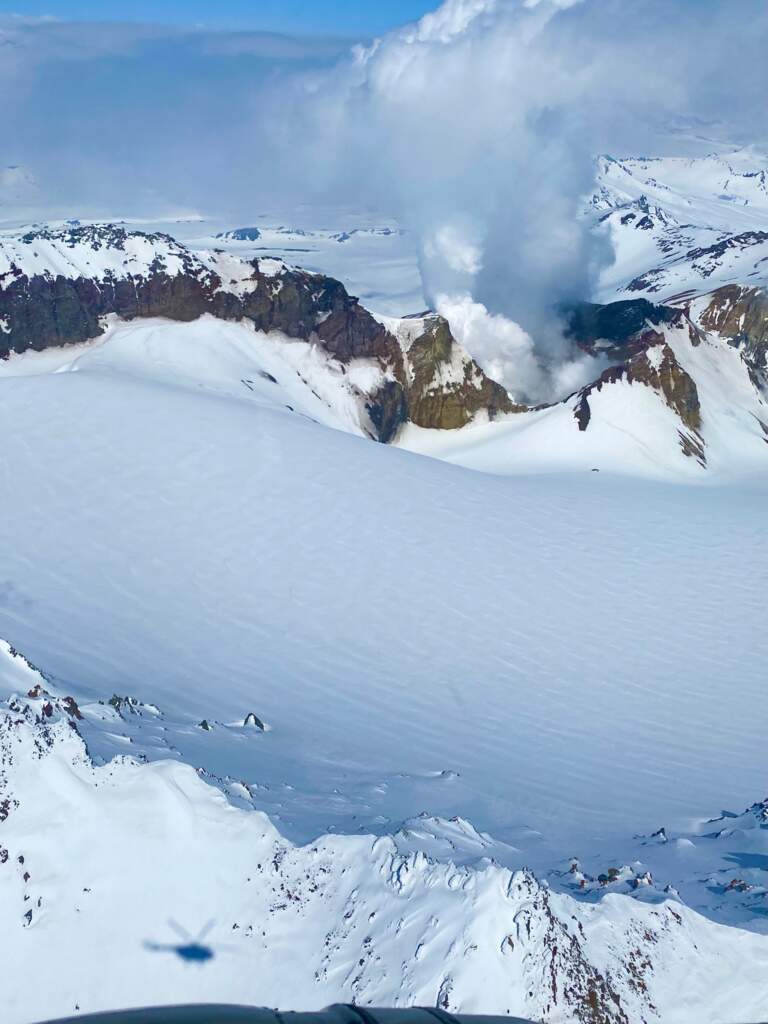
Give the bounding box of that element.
[408,0,498,43]
[424,224,484,277]
[436,291,602,403]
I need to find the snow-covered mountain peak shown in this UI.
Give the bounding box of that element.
[597,151,768,220]
[0,639,51,702]
[592,151,768,305]
[0,221,211,284]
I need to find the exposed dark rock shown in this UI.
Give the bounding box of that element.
[366,380,409,445]
[574,394,592,432]
[216,227,262,241]
[406,315,522,430]
[725,878,751,893]
[678,431,707,468]
[61,696,83,721]
[0,225,545,442]
[698,285,768,381]
[565,299,681,357]
[573,363,628,434]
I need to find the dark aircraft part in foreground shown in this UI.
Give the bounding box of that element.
[42,1006,536,1024]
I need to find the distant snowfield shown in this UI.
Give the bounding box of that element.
[1,321,766,863]
[592,150,768,302]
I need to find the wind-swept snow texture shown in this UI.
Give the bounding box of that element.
[0,324,766,861]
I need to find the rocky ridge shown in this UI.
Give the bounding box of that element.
[2,217,767,475]
[0,224,515,442]
[571,287,768,461]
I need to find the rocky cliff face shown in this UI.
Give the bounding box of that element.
[404,314,521,430]
[361,311,522,441]
[697,285,768,383]
[0,225,401,365]
[4,224,765,472]
[0,225,514,443]
[560,294,768,471]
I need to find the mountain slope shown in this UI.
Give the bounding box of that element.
[0,224,514,443]
[5,221,767,481]
[592,152,768,303]
[396,151,768,480]
[3,669,768,1024]
[400,294,768,479]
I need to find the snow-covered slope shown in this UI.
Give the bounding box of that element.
[592,152,768,302]
[1,315,391,438]
[3,220,766,482]
[1,320,767,858]
[4,663,768,1024]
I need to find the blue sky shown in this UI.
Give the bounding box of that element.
[1,0,438,35]
[0,0,441,213]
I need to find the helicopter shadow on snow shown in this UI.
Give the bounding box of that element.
[144,919,220,964]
